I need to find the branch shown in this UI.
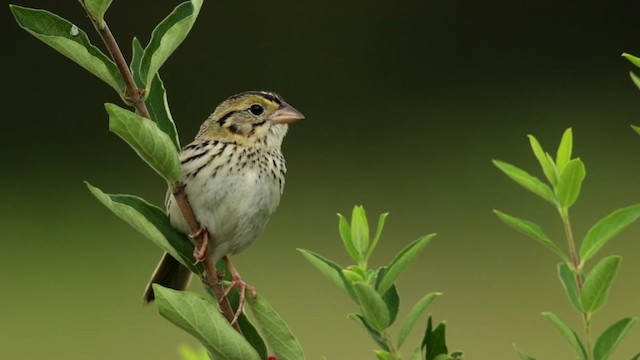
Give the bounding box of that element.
[81,5,241,333]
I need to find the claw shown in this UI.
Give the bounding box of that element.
[189,227,209,264]
[218,256,257,324]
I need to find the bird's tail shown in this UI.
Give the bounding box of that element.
[143,252,193,304]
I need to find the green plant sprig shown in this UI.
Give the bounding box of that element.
[494,128,640,360]
[300,206,463,360]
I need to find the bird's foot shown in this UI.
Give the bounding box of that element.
[220,256,257,325]
[189,227,209,264]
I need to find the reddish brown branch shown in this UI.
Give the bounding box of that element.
[81,5,240,333]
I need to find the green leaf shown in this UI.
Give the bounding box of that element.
[153,285,260,360]
[140,0,203,87]
[10,5,124,94]
[374,267,400,326]
[629,72,640,92]
[297,249,356,301]
[632,125,640,136]
[178,345,209,360]
[556,128,573,172]
[82,0,112,29]
[593,317,638,360]
[106,103,181,182]
[494,210,567,261]
[351,206,370,258]
[528,134,558,185]
[86,182,200,273]
[409,346,423,360]
[492,160,558,205]
[374,350,396,360]
[581,256,622,314]
[130,37,146,89]
[226,291,268,360]
[353,282,391,332]
[422,317,448,360]
[622,52,640,68]
[542,312,587,360]
[348,314,389,351]
[377,234,436,295]
[556,158,585,208]
[557,263,582,312]
[367,212,389,261]
[342,268,365,283]
[513,344,537,360]
[631,352,640,360]
[398,292,441,348]
[580,204,640,264]
[246,295,304,360]
[338,213,359,262]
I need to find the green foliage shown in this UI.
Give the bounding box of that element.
[105,103,181,182]
[178,345,210,360]
[513,344,537,360]
[10,5,125,94]
[82,0,112,29]
[301,207,462,359]
[153,285,261,360]
[495,128,640,360]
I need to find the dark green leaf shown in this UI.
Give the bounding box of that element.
[631,352,640,360]
[556,158,585,208]
[513,344,537,360]
[542,312,587,360]
[374,267,399,326]
[492,160,558,205]
[557,263,582,312]
[338,213,359,262]
[297,249,356,301]
[398,292,441,348]
[377,234,436,295]
[422,317,448,360]
[580,204,640,263]
[86,182,200,273]
[528,134,558,185]
[106,103,181,182]
[226,291,267,360]
[130,37,146,90]
[10,5,124,94]
[351,206,370,258]
[82,0,112,29]
[556,128,573,172]
[153,285,260,360]
[581,256,622,314]
[593,317,638,360]
[493,210,567,261]
[348,314,389,351]
[140,0,203,86]
[246,295,304,360]
[353,282,391,331]
[367,212,389,261]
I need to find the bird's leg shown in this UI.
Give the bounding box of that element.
[189,227,209,263]
[220,255,257,324]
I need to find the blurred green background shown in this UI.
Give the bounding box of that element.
[3,1,640,359]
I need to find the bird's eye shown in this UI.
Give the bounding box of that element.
[249,104,264,116]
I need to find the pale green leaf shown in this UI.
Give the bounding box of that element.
[494,210,567,261]
[492,160,558,205]
[246,295,304,360]
[580,204,640,264]
[338,213,359,262]
[351,206,370,258]
[555,158,585,208]
[513,344,537,360]
[581,256,622,314]
[377,234,436,295]
[297,249,356,301]
[542,312,587,360]
[140,0,203,86]
[106,103,181,182]
[398,292,441,348]
[153,285,260,360]
[528,134,558,185]
[86,182,200,273]
[375,350,396,360]
[82,0,112,29]
[622,52,640,68]
[557,263,582,312]
[177,345,209,360]
[10,5,124,94]
[556,128,573,172]
[353,282,391,332]
[629,72,640,92]
[409,346,423,360]
[632,125,640,136]
[130,37,145,89]
[594,317,638,360]
[349,314,389,351]
[367,212,389,261]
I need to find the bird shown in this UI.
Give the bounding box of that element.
[142,91,304,317]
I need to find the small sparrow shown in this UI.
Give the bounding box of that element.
[143,91,304,314]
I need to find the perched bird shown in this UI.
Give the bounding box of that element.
[143,91,304,311]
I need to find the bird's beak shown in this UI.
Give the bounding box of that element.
[268,102,305,124]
